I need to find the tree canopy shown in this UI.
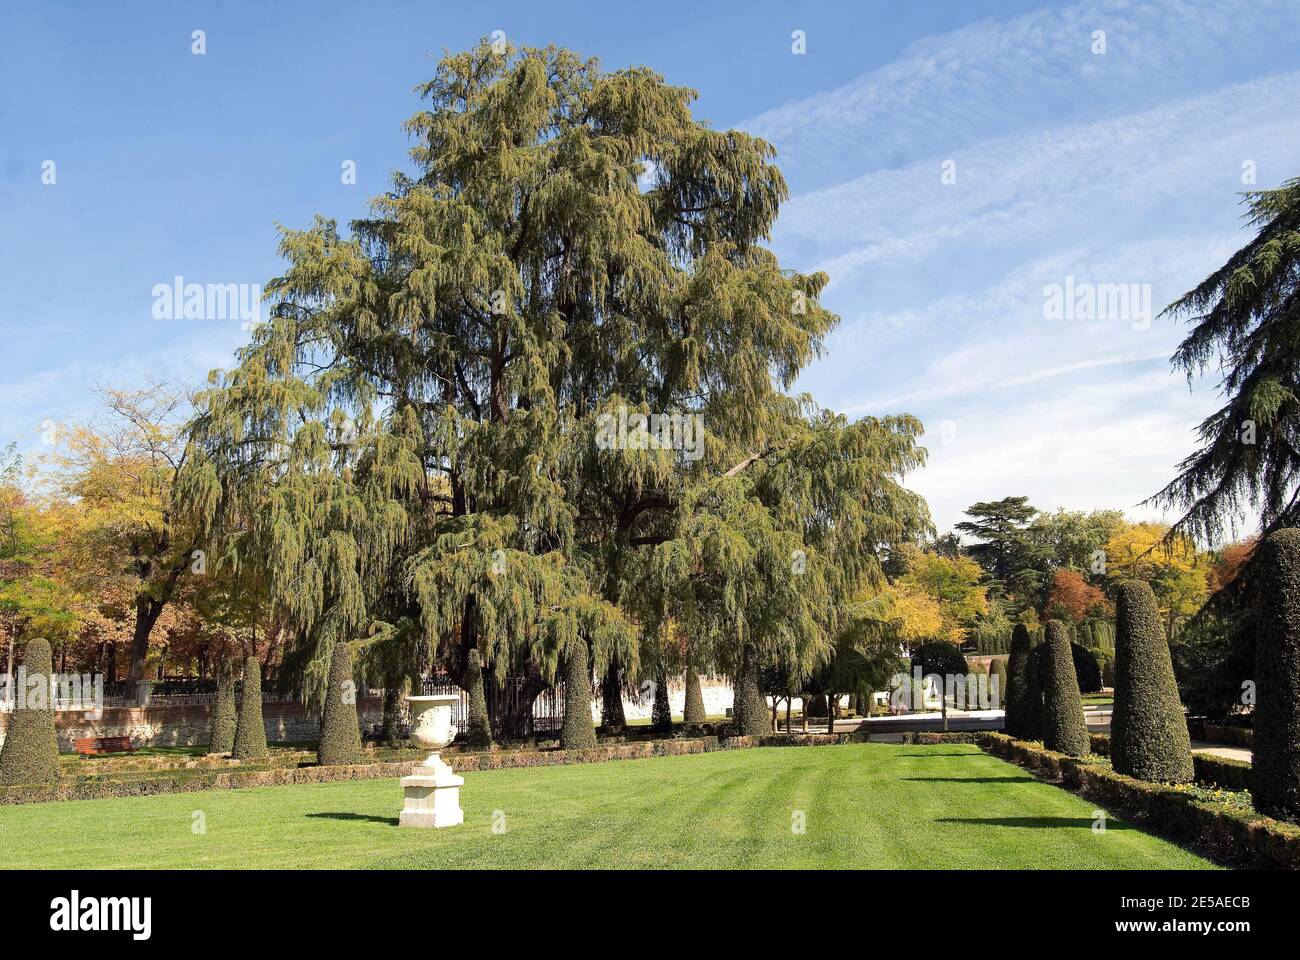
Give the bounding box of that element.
[1152,178,1300,546]
[178,40,930,727]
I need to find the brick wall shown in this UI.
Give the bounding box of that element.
[0,697,384,751]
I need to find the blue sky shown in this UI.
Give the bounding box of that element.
[2,0,1298,536]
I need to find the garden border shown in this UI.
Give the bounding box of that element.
[908,731,1299,869]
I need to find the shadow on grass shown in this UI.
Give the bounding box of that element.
[306,812,399,826]
[902,776,1035,784]
[890,752,985,758]
[936,816,1132,830]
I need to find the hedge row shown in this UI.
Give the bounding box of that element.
[978,732,1300,869]
[1088,732,1251,792]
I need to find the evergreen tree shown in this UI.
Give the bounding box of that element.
[1040,620,1089,757]
[1003,625,1038,739]
[683,665,706,727]
[207,668,238,754]
[560,640,597,750]
[318,641,364,765]
[0,637,60,786]
[1252,529,1300,820]
[232,655,269,761]
[179,41,928,733]
[1110,580,1193,783]
[1152,179,1300,543]
[464,648,493,750]
[955,497,1041,590]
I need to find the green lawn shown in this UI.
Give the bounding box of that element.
[0,743,1215,869]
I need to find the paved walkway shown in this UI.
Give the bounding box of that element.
[1190,740,1251,762]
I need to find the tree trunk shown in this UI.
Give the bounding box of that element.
[785,697,791,733]
[126,595,165,684]
[600,658,627,731]
[381,685,403,742]
[650,670,672,736]
[484,671,547,741]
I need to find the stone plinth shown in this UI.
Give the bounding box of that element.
[399,753,464,828]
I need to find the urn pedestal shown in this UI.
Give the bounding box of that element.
[398,694,464,829]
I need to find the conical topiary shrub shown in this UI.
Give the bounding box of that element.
[560,640,596,749]
[318,642,364,766]
[1110,580,1193,783]
[232,654,269,761]
[207,669,238,754]
[1071,642,1103,694]
[1004,625,1038,739]
[683,666,706,727]
[989,657,1008,710]
[1253,528,1300,821]
[1027,644,1047,738]
[1041,619,1090,757]
[0,637,60,786]
[464,648,493,750]
[651,671,673,735]
[732,649,770,737]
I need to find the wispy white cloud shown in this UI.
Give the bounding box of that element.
[751,0,1299,534]
[745,0,1300,188]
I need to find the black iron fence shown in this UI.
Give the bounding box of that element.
[419,673,566,739]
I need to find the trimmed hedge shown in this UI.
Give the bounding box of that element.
[1111,579,1193,783]
[317,642,364,766]
[463,649,493,750]
[560,640,597,750]
[683,666,706,726]
[989,657,1008,709]
[910,640,967,680]
[207,671,238,754]
[232,655,269,761]
[1003,624,1038,740]
[1070,642,1102,694]
[1253,528,1300,822]
[978,732,1300,869]
[1041,620,1089,757]
[0,638,60,786]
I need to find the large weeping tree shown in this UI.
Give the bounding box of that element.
[180,40,928,732]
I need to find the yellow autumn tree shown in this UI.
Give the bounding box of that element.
[1103,521,1210,641]
[51,382,200,685]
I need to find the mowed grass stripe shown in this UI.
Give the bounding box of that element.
[0,744,1216,869]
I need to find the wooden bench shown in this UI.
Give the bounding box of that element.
[74,736,134,756]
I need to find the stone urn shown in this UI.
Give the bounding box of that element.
[398,694,464,828]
